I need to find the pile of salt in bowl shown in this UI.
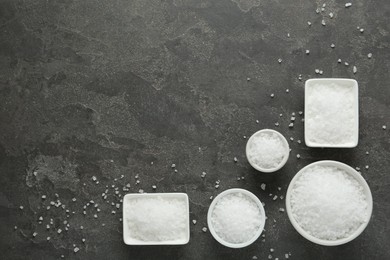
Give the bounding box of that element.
[210,192,264,244]
[290,165,369,240]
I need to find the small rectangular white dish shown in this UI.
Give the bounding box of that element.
[123,193,190,245]
[304,78,359,148]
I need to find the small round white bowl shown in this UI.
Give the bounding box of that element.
[207,188,266,248]
[285,160,373,246]
[246,129,290,173]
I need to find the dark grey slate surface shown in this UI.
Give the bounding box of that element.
[0,0,389,259]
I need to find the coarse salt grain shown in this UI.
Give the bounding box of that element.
[210,192,263,244]
[124,196,187,242]
[247,132,287,170]
[306,83,356,145]
[290,166,369,240]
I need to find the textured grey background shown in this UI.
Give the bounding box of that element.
[0,0,389,259]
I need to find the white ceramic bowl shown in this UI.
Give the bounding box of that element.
[246,129,290,172]
[286,160,373,246]
[304,78,359,148]
[207,188,266,248]
[123,193,190,245]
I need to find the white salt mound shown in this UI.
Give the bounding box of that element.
[211,192,263,244]
[290,166,369,240]
[306,83,356,145]
[125,196,187,242]
[247,132,286,169]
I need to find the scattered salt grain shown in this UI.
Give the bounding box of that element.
[353,66,357,74]
[261,183,266,191]
[192,220,197,225]
[331,43,335,48]
[306,83,356,145]
[74,247,80,253]
[210,192,263,244]
[247,132,287,169]
[278,58,282,64]
[321,20,326,26]
[367,53,372,59]
[270,93,275,98]
[329,12,334,18]
[202,227,207,232]
[124,196,187,242]
[338,59,342,63]
[290,165,369,240]
[307,21,312,26]
[382,125,387,130]
[345,3,352,8]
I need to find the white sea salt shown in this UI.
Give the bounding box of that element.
[306,83,356,145]
[290,165,369,240]
[210,192,263,244]
[247,132,287,170]
[124,196,187,242]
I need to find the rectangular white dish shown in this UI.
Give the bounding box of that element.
[304,78,359,148]
[123,193,190,245]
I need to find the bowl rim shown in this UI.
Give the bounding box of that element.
[246,129,290,172]
[207,188,266,248]
[122,193,190,245]
[285,160,373,246]
[304,78,359,148]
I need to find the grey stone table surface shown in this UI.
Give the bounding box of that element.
[0,0,389,259]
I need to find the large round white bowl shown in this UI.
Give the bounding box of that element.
[286,160,373,246]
